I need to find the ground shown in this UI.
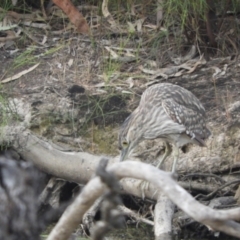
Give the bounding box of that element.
[1,33,240,166]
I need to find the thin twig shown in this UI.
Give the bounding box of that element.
[183,173,226,184]
[195,179,240,200]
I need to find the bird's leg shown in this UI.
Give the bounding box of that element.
[171,146,179,173]
[156,142,171,170]
[140,142,172,199]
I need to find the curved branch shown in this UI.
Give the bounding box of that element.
[47,161,240,240]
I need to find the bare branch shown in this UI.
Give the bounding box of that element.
[154,194,175,238]
[47,161,240,240]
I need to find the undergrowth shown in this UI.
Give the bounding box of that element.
[105,0,240,55]
[160,0,240,54]
[2,0,240,55]
[0,91,22,150]
[0,0,12,10]
[77,92,129,134]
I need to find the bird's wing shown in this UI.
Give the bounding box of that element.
[162,98,209,146]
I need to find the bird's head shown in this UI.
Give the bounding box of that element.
[118,112,143,162]
[119,136,134,162]
[119,137,130,162]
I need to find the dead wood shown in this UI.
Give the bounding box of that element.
[46,161,240,240]
[3,126,234,200]
[154,194,175,239]
[91,158,124,240]
[39,177,66,208]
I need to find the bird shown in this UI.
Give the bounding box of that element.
[118,83,211,173]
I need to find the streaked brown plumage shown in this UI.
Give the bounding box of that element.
[119,83,211,172]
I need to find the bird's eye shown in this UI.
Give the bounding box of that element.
[122,141,128,147]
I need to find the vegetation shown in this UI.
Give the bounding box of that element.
[163,0,240,53]
[103,0,240,55]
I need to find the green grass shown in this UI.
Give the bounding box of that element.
[0,0,13,22]
[12,44,65,69]
[0,94,10,127]
[78,93,127,132]
[0,43,64,82]
[0,92,22,150]
[0,91,21,127]
[160,0,239,29]
[0,0,13,10]
[102,60,121,84]
[12,47,38,69]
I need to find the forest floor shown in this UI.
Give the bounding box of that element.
[1,20,240,156]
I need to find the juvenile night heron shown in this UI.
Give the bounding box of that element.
[119,83,211,172]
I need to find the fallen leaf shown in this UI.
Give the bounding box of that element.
[102,0,118,29]
[68,59,73,67]
[126,77,134,88]
[52,0,89,34]
[1,63,40,83]
[136,18,145,32]
[127,21,135,33]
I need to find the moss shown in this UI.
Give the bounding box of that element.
[91,125,119,155]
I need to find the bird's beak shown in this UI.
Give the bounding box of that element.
[120,147,129,162]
